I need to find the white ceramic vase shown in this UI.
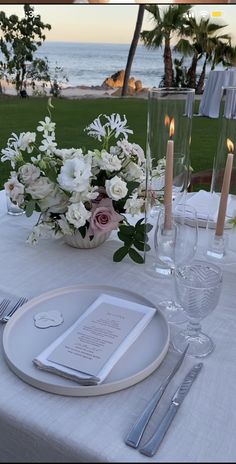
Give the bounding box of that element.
[64,230,111,249]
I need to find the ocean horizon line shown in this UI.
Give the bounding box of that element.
[43,40,134,46]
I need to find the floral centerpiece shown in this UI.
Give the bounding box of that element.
[1,101,152,263]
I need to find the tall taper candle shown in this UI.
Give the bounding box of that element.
[164,140,174,229]
[215,151,234,237]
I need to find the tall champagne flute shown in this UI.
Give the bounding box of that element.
[154,202,198,324]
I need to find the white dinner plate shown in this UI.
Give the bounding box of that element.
[3,284,170,397]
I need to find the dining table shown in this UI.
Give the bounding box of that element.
[0,189,236,463]
[198,68,236,118]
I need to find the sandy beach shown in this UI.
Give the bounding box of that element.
[0,78,149,99]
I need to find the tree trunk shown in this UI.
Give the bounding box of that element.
[187,52,198,89]
[15,69,21,94]
[163,37,173,87]
[196,57,207,95]
[121,5,145,97]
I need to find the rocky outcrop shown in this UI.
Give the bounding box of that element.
[102,70,142,92]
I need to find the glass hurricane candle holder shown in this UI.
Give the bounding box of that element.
[146,87,195,211]
[206,86,236,265]
[144,87,195,270]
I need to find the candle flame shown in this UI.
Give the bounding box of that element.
[164,115,175,138]
[227,138,234,153]
[169,118,175,138]
[164,115,170,126]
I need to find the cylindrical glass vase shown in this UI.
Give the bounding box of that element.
[144,87,195,270]
[146,87,195,210]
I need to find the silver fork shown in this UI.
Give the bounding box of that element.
[0,299,11,317]
[0,297,28,323]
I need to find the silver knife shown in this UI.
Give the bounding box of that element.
[125,344,189,449]
[139,362,203,457]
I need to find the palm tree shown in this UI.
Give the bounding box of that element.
[140,4,191,87]
[175,17,230,91]
[196,34,232,94]
[121,5,145,97]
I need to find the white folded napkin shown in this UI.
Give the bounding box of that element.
[186,190,236,222]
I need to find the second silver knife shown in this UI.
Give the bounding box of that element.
[139,362,203,457]
[125,344,189,449]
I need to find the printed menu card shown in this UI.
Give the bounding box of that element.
[33,294,156,385]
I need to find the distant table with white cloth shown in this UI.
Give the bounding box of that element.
[198,69,236,118]
[0,189,236,463]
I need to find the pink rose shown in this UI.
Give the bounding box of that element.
[89,198,123,235]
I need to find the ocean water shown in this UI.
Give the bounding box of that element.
[35,41,220,89]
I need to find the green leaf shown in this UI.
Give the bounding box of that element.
[126,181,140,196]
[113,246,129,262]
[135,217,145,227]
[118,225,134,236]
[128,247,144,264]
[25,200,35,217]
[45,165,57,183]
[145,223,153,233]
[79,225,87,239]
[117,231,133,245]
[135,230,146,242]
[133,240,145,251]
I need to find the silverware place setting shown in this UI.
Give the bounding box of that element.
[125,345,203,457]
[0,296,28,323]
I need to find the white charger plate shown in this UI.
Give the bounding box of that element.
[3,284,170,397]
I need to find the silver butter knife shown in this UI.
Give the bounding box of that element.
[125,344,189,449]
[139,362,203,457]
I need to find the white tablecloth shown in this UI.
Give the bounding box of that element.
[199,69,236,118]
[0,190,236,463]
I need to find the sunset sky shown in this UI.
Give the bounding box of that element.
[1,4,236,43]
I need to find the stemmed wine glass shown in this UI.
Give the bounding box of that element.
[172,260,223,357]
[154,202,198,324]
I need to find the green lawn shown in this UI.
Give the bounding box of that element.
[0,95,220,189]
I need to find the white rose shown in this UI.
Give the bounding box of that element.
[26,177,55,199]
[105,176,128,201]
[57,158,92,193]
[66,202,91,229]
[19,163,41,185]
[4,175,24,204]
[38,187,69,213]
